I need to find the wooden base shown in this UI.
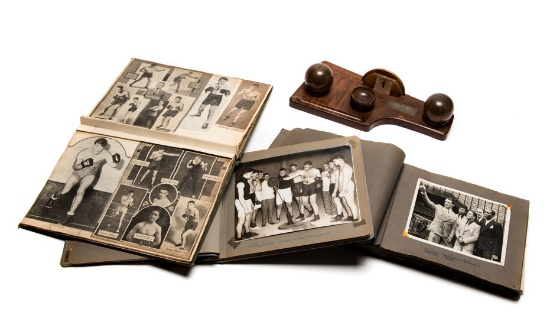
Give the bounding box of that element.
[289,61,453,140]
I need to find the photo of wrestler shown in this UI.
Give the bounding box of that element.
[406,179,510,265]
[232,144,362,241]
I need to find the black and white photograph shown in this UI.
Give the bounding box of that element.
[130,145,183,190]
[406,179,510,265]
[93,184,148,239]
[123,205,171,249]
[162,197,209,253]
[216,81,271,130]
[25,132,134,231]
[232,144,362,241]
[178,75,240,131]
[173,152,226,201]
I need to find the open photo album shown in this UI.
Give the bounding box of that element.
[60,136,377,264]
[61,128,530,298]
[270,128,530,299]
[18,58,272,265]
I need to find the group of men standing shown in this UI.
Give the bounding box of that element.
[233,154,360,241]
[419,184,504,261]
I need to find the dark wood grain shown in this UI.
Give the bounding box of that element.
[289,61,454,140]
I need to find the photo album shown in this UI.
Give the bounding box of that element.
[63,128,530,298]
[269,128,530,299]
[19,58,273,265]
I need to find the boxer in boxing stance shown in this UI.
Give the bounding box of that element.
[112,190,134,233]
[222,83,261,127]
[190,77,231,129]
[129,63,165,89]
[175,200,200,250]
[99,85,130,119]
[45,138,121,226]
[156,96,184,130]
[139,148,179,188]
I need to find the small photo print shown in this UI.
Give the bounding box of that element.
[406,179,510,265]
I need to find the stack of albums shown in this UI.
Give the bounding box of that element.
[61,128,529,299]
[19,58,273,266]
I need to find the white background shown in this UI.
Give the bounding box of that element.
[3,1,547,326]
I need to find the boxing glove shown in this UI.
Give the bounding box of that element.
[81,158,94,168]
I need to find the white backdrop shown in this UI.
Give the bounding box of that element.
[3,1,547,326]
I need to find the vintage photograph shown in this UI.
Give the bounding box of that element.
[94,184,148,238]
[89,142,231,254]
[177,75,240,131]
[91,60,208,133]
[122,205,171,249]
[406,179,510,265]
[232,145,362,241]
[90,59,271,136]
[25,132,135,231]
[215,81,271,131]
[162,197,210,253]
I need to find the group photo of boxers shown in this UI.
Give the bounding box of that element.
[232,146,363,241]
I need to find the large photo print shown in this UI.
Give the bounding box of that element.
[232,144,363,242]
[406,179,510,265]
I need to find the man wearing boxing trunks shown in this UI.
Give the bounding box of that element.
[44,138,121,225]
[222,83,261,127]
[156,96,184,130]
[175,200,200,250]
[190,77,231,129]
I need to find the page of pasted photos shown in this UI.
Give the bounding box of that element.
[58,128,407,266]
[20,130,233,265]
[81,58,272,157]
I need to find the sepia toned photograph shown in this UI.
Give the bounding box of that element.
[162,197,210,253]
[215,81,272,131]
[93,184,148,238]
[89,59,272,138]
[405,179,510,265]
[123,205,171,249]
[25,132,135,231]
[93,143,231,254]
[177,75,239,131]
[232,144,363,241]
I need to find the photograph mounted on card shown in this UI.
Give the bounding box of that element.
[217,136,373,262]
